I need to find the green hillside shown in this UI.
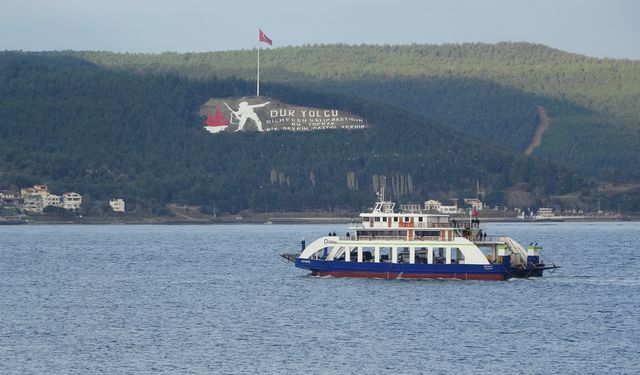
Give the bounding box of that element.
[0,52,587,214]
[63,43,640,180]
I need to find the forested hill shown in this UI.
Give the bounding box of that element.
[0,52,587,214]
[62,42,640,181]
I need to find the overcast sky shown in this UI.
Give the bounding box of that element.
[2,0,638,59]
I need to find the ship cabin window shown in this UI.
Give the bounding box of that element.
[393,217,399,222]
[382,217,388,222]
[415,230,439,239]
[374,217,381,222]
[478,245,495,262]
[350,247,359,259]
[372,230,402,238]
[415,247,428,263]
[404,217,410,222]
[433,247,446,264]
[418,217,423,222]
[362,247,375,262]
[380,247,392,262]
[319,246,330,260]
[397,247,410,263]
[451,247,465,264]
[334,247,347,261]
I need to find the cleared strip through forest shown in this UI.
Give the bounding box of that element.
[524,106,550,156]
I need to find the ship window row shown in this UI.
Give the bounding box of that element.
[372,216,423,223]
[324,246,465,265]
[356,230,441,239]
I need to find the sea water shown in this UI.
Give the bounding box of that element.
[1,222,639,374]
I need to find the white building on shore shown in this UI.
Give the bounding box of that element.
[109,198,125,212]
[464,198,484,211]
[23,195,45,212]
[423,199,459,214]
[424,200,441,212]
[0,190,18,201]
[400,203,421,213]
[62,192,82,210]
[20,184,49,198]
[438,202,459,214]
[44,194,62,207]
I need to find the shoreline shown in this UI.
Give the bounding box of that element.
[2,215,636,225]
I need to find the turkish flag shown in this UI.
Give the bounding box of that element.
[259,29,272,46]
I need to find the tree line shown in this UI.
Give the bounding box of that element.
[4,52,634,214]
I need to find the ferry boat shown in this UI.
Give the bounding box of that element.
[283,192,558,280]
[532,207,564,222]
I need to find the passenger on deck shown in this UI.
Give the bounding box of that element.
[346,232,351,239]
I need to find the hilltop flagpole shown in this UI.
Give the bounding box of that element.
[257,29,272,97]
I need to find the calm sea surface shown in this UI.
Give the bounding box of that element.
[1,222,639,374]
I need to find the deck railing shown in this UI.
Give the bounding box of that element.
[472,235,505,243]
[339,235,449,242]
[347,221,482,229]
[333,234,509,243]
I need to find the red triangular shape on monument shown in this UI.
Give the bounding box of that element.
[205,107,230,127]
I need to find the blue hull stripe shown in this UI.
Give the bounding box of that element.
[295,259,506,280]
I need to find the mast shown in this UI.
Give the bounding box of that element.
[257,46,260,96]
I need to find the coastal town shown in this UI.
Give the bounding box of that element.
[0,183,624,224]
[0,184,125,223]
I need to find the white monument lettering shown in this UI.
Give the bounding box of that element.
[204,98,368,134]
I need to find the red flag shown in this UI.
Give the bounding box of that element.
[259,29,272,46]
[472,209,479,217]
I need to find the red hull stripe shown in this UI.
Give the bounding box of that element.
[316,271,504,280]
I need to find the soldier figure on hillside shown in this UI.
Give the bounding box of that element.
[225,101,270,132]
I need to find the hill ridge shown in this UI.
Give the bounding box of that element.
[0,52,590,213]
